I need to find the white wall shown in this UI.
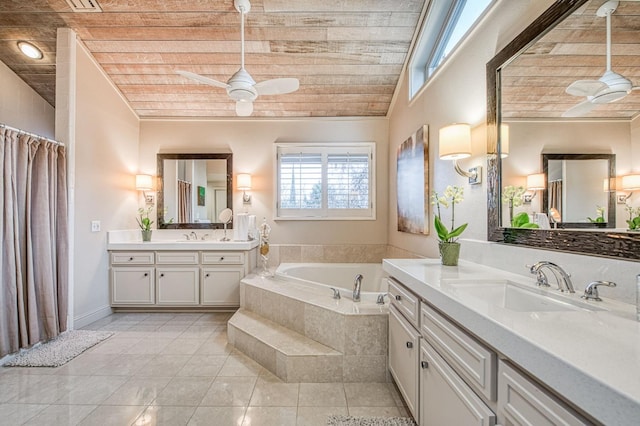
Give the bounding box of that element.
[139,118,389,245]
[56,32,140,327]
[0,60,54,137]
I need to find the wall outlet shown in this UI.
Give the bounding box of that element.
[91,220,101,232]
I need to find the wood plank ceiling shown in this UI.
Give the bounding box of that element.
[0,0,426,118]
[502,0,640,120]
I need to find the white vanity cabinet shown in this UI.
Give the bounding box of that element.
[498,361,588,426]
[110,252,155,305]
[109,248,256,308]
[389,304,420,420]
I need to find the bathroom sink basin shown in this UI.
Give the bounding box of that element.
[444,279,603,312]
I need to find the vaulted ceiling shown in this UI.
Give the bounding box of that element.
[501,0,640,120]
[0,0,426,118]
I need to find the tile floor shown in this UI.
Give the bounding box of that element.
[0,312,409,425]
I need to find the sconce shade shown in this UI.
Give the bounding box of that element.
[500,124,509,158]
[135,174,153,191]
[621,174,640,191]
[237,173,252,190]
[526,173,546,190]
[439,123,471,160]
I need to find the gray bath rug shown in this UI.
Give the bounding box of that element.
[327,415,417,426]
[4,330,113,367]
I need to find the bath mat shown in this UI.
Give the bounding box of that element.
[4,330,113,367]
[326,415,417,426]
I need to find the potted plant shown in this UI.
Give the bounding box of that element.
[136,206,154,242]
[502,185,525,225]
[431,185,467,266]
[625,204,640,231]
[587,205,606,228]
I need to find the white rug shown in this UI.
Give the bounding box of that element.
[327,415,417,426]
[4,330,113,367]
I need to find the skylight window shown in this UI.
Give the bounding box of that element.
[409,0,494,99]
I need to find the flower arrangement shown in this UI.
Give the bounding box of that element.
[587,205,605,224]
[625,204,640,231]
[431,185,467,243]
[502,185,525,225]
[136,206,154,231]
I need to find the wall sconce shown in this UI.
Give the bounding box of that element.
[524,173,545,203]
[135,174,154,204]
[500,123,509,159]
[438,123,481,184]
[237,173,252,204]
[618,174,640,203]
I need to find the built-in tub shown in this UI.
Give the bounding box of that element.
[275,262,388,302]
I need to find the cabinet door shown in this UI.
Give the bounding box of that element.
[420,340,496,426]
[389,305,420,422]
[111,267,154,305]
[498,361,589,426]
[201,266,244,306]
[156,267,199,305]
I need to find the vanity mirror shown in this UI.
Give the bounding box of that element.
[157,153,233,229]
[486,0,640,259]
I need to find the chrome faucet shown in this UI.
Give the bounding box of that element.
[529,261,575,293]
[353,274,363,302]
[582,281,616,301]
[190,231,198,240]
[201,233,210,240]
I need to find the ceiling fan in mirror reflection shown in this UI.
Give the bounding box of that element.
[563,1,639,117]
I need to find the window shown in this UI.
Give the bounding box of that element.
[409,0,493,99]
[276,143,375,220]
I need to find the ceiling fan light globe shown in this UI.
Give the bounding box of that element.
[236,101,253,116]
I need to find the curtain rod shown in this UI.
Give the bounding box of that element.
[0,123,65,146]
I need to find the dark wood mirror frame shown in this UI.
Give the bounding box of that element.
[486,0,640,260]
[157,153,233,229]
[541,153,616,229]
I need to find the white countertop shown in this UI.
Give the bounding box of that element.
[383,258,640,425]
[107,229,259,251]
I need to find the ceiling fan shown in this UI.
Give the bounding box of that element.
[563,0,639,117]
[176,0,299,117]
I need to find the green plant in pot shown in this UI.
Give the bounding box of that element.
[502,185,525,225]
[431,185,467,266]
[625,204,640,231]
[136,206,154,242]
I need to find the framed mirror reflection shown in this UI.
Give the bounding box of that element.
[486,0,640,260]
[157,153,233,229]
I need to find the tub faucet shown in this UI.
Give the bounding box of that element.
[353,274,363,302]
[529,261,574,293]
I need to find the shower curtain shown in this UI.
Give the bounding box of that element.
[178,179,192,223]
[0,127,69,358]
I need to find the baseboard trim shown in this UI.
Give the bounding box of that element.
[73,305,113,329]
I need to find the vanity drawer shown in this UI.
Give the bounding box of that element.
[420,302,497,401]
[201,251,245,265]
[110,251,154,265]
[388,278,419,329]
[156,251,199,265]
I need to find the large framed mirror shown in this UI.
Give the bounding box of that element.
[157,153,233,229]
[486,0,640,260]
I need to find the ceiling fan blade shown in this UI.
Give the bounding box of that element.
[562,100,597,117]
[254,78,300,95]
[565,80,608,97]
[235,101,254,116]
[176,70,229,89]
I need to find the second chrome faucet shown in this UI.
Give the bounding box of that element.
[528,261,575,293]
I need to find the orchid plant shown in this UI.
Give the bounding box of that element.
[431,185,467,243]
[587,205,606,223]
[502,185,525,225]
[136,206,154,231]
[625,204,640,231]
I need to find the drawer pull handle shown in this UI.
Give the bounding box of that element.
[143,273,148,277]
[395,295,401,301]
[220,257,224,261]
[406,341,413,349]
[160,273,165,278]
[421,361,429,369]
[206,273,210,278]
[129,257,134,261]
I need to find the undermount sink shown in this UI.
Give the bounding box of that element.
[444,279,604,312]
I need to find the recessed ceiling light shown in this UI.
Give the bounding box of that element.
[17,41,43,60]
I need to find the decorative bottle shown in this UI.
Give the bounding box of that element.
[259,218,272,277]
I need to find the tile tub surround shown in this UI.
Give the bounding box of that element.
[383,258,640,426]
[0,312,408,426]
[228,274,389,383]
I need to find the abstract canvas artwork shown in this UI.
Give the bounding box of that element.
[397,125,429,234]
